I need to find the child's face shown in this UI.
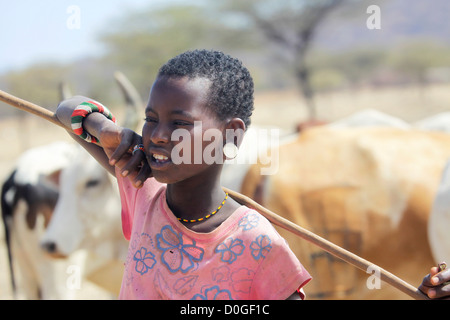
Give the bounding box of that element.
[142,75,226,184]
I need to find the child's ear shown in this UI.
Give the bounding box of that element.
[224,118,246,148]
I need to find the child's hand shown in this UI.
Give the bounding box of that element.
[99,124,151,188]
[419,262,450,299]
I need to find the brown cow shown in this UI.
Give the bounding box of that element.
[241,126,450,299]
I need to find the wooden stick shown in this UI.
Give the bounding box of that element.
[0,89,428,300]
[0,89,64,129]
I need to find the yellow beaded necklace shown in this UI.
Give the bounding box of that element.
[177,193,229,223]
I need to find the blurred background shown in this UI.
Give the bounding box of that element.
[1,0,449,124]
[1,0,449,299]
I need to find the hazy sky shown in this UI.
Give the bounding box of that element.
[0,0,172,73]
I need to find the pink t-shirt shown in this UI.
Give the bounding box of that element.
[116,172,311,300]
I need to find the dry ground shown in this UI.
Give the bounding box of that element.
[1,84,449,299]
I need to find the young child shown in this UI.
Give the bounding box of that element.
[56,49,311,300]
[56,49,449,300]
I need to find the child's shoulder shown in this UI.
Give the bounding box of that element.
[233,206,284,241]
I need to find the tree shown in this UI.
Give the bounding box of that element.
[218,0,345,120]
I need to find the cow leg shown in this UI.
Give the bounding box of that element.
[11,201,41,299]
[37,257,76,300]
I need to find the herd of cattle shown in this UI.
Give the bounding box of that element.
[2,102,450,299]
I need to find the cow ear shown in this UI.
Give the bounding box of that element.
[25,206,38,230]
[45,169,62,188]
[23,184,39,230]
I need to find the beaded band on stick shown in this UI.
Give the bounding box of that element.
[71,100,117,143]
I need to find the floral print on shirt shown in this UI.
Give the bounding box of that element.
[250,235,272,260]
[215,238,245,264]
[156,225,205,273]
[133,247,157,275]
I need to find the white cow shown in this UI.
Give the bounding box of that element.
[40,145,128,295]
[1,142,79,299]
[414,112,450,133]
[328,109,411,129]
[2,142,128,299]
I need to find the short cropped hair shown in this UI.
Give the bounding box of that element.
[157,49,254,128]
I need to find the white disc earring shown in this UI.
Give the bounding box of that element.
[223,142,238,159]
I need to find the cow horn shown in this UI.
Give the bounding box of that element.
[114,71,144,131]
[58,82,73,101]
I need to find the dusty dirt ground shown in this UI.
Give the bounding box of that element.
[1,84,449,299]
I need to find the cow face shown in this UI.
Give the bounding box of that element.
[41,147,121,257]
